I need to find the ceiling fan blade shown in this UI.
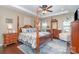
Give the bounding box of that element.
[47,10,53,12]
[39,6,43,9]
[47,6,52,9]
[42,5,47,8]
[40,5,48,10]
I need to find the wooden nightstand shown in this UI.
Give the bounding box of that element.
[3,33,18,47]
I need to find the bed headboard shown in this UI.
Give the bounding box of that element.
[22,25,32,28]
[20,25,33,32]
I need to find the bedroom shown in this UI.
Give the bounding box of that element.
[0,5,79,54]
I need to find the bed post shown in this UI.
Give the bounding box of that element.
[35,8,40,53]
[17,16,19,38]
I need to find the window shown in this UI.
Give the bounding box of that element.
[63,20,71,32]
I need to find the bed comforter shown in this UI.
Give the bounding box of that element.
[19,32,50,48]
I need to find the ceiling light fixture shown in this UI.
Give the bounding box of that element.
[42,10,47,14]
[39,5,53,14]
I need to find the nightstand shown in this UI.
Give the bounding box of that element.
[3,33,18,47]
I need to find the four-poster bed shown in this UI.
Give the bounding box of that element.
[17,8,52,53]
[18,25,52,53]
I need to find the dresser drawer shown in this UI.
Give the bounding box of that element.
[4,34,10,37]
[4,37,12,40]
[11,34,17,36]
[4,40,10,44]
[11,34,17,38]
[3,33,18,47]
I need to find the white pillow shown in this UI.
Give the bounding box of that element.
[22,28,29,33]
[22,28,26,33]
[29,28,36,32]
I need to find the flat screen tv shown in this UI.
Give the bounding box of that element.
[74,9,79,21]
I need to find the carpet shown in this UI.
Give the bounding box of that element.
[17,39,70,54]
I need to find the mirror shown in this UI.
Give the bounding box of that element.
[51,19,58,29]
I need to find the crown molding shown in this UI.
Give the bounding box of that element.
[10,5,37,16]
[9,5,69,18]
[40,10,69,18]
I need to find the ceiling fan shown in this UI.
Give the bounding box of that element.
[39,5,53,14]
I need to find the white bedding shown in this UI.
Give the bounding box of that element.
[59,32,70,42]
[19,32,50,48]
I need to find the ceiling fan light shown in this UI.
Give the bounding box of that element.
[42,10,47,14]
[45,10,47,13]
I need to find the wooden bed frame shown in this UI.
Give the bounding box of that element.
[19,25,33,32]
[17,9,52,53]
[19,24,52,49]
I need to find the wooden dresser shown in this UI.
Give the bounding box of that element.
[71,20,79,53]
[3,33,18,47]
[47,29,61,39]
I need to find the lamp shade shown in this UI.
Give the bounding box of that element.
[7,23,13,29]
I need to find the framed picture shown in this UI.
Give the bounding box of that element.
[6,18,13,23]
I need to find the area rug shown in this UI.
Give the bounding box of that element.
[17,39,69,54]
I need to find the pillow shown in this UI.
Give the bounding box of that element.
[29,28,36,32]
[33,28,36,32]
[28,28,32,32]
[29,28,34,32]
[26,29,30,32]
[22,28,36,33]
[22,28,29,33]
[21,28,26,33]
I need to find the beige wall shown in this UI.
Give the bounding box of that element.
[0,7,74,33]
[0,6,74,46]
[0,6,34,33]
[0,6,35,46]
[43,13,74,30]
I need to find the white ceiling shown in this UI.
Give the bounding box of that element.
[2,5,79,18]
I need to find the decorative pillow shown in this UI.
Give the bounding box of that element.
[26,29,30,32]
[29,28,36,32]
[31,28,36,32]
[29,28,33,32]
[21,28,29,33]
[22,28,36,33]
[28,28,31,33]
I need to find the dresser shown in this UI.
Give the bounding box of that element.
[52,29,61,38]
[3,33,18,47]
[71,20,79,53]
[47,29,61,39]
